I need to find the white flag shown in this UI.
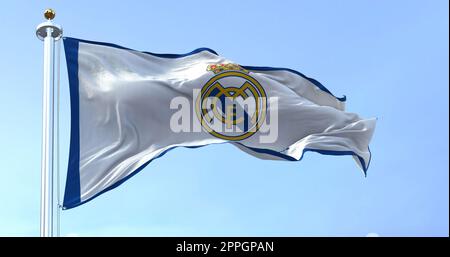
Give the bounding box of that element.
[63,37,376,209]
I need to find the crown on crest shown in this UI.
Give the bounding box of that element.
[207,63,249,74]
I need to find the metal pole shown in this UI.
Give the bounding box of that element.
[36,9,63,237]
[55,39,61,237]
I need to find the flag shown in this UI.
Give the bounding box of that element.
[62,37,376,209]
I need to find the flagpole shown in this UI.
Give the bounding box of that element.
[36,9,63,237]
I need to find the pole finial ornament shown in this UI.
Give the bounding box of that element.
[44,9,56,20]
[36,9,62,41]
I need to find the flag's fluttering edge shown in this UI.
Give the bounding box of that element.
[62,37,376,209]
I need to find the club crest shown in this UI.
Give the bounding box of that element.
[195,64,267,140]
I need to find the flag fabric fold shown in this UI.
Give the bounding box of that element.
[62,37,376,209]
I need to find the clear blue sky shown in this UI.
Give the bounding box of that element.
[0,0,448,236]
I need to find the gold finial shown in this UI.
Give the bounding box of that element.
[44,8,56,20]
